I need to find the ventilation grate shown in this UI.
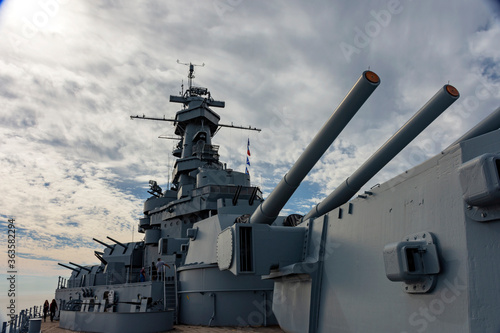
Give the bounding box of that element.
[239,226,253,273]
[496,159,500,180]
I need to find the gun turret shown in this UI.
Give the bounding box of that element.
[107,236,128,254]
[303,84,459,221]
[250,70,380,225]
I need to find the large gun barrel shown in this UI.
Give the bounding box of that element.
[250,70,381,224]
[449,106,500,147]
[303,84,460,221]
[94,251,108,265]
[107,236,128,249]
[69,262,92,272]
[92,237,113,249]
[58,263,79,272]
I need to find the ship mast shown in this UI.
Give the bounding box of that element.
[130,61,261,197]
[176,60,204,97]
[130,61,262,133]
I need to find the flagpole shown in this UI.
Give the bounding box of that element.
[246,137,251,178]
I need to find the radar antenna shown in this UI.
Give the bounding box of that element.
[130,60,261,132]
[177,59,205,91]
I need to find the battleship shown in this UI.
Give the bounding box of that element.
[53,64,500,333]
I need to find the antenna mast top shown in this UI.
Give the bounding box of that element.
[177,60,205,91]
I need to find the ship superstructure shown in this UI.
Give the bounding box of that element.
[54,67,500,333]
[55,63,274,333]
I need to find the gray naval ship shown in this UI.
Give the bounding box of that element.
[55,65,500,333]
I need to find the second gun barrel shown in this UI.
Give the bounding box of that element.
[304,84,460,221]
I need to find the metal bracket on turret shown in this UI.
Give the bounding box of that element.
[383,231,440,294]
[464,203,500,222]
[187,227,199,240]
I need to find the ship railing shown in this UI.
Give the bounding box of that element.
[174,264,178,323]
[130,264,167,283]
[127,266,147,283]
[59,266,163,290]
[57,276,68,289]
[146,264,162,282]
[163,268,166,312]
[191,144,219,154]
[100,267,155,285]
[1,306,42,333]
[192,144,220,160]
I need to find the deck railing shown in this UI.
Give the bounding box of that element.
[1,305,42,333]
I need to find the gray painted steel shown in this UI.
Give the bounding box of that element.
[54,63,500,333]
[250,71,380,225]
[289,131,500,332]
[28,318,42,333]
[218,116,500,333]
[214,72,500,331]
[59,310,173,333]
[177,265,274,326]
[303,84,459,221]
[54,64,276,332]
[451,105,500,146]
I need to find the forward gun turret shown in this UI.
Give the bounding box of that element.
[218,78,460,279]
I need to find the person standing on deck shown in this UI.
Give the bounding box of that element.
[43,300,49,322]
[49,299,58,322]
[156,258,170,281]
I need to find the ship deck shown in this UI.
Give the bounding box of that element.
[40,320,285,332]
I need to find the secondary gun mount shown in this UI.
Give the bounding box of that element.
[303,84,460,220]
[250,70,380,225]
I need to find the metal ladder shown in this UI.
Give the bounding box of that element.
[163,264,178,323]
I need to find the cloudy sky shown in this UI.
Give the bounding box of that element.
[1,0,499,320]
